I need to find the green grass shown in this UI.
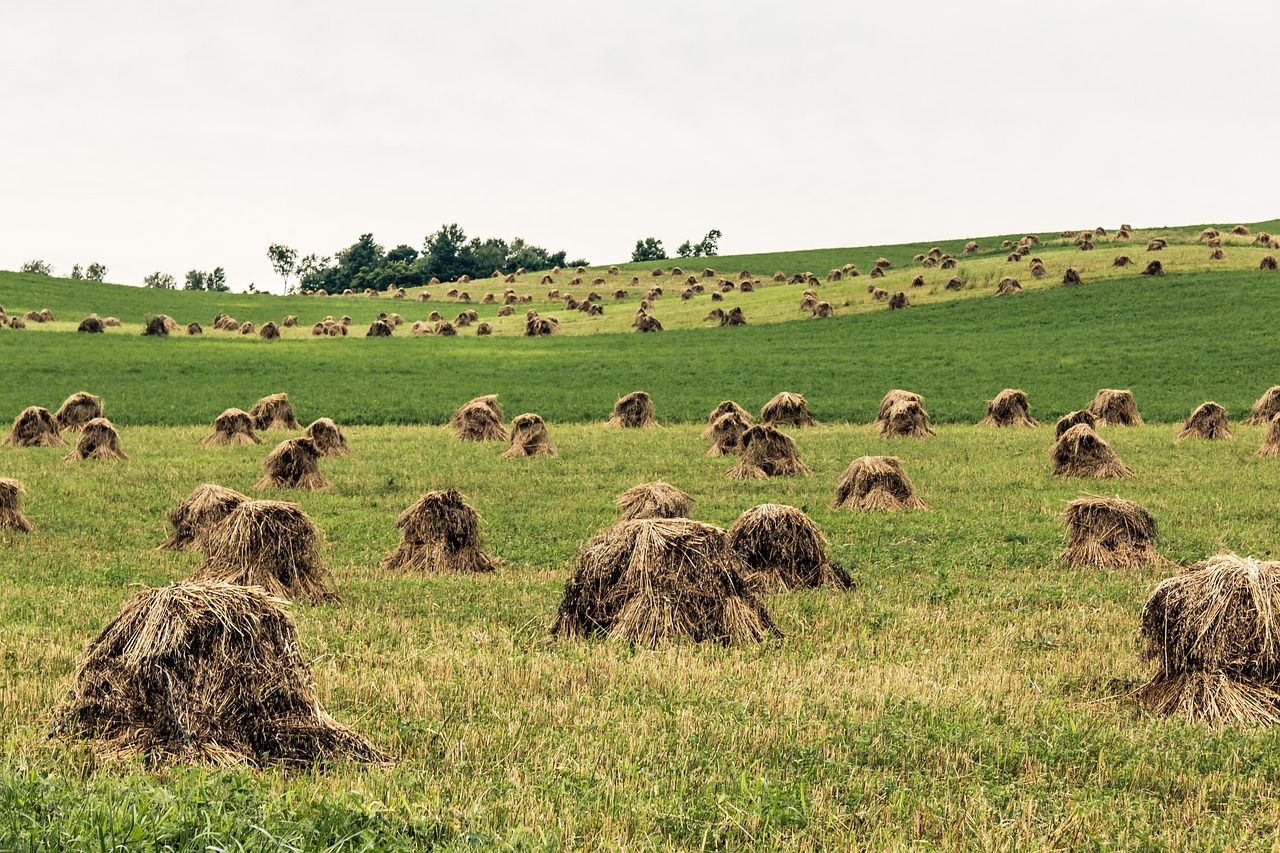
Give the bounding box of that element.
[2,267,1279,426]
[4,422,1280,848]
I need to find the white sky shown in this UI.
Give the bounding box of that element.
[2,1,1277,292]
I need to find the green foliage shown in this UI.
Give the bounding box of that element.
[69,264,83,280]
[142,272,176,290]
[266,243,297,293]
[85,262,107,282]
[631,236,667,262]
[18,259,52,275]
[183,268,229,292]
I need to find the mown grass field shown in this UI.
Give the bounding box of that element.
[3,422,1280,848]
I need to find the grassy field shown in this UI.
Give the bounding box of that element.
[3,422,1280,848]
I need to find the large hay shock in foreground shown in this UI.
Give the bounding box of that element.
[450,395,507,442]
[704,409,751,456]
[256,437,329,489]
[193,499,336,601]
[1088,389,1143,426]
[835,456,928,511]
[1050,424,1133,478]
[551,519,779,647]
[727,425,809,479]
[1260,413,1280,458]
[249,393,300,431]
[202,408,261,446]
[53,581,384,764]
[1137,555,1280,726]
[760,391,817,427]
[54,391,104,432]
[879,398,934,438]
[304,418,351,457]
[5,406,64,447]
[0,478,33,532]
[65,418,127,461]
[607,391,657,428]
[1060,496,1165,568]
[159,483,248,551]
[1248,386,1280,425]
[379,488,499,573]
[616,482,693,521]
[980,389,1038,427]
[727,504,851,591]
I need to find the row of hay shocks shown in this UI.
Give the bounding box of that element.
[7,383,1280,766]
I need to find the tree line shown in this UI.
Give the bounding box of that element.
[631,229,722,262]
[268,226,585,294]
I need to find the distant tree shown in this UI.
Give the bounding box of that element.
[386,244,418,265]
[70,264,84,280]
[85,262,108,282]
[183,270,207,291]
[566,258,590,268]
[421,224,468,282]
[247,282,258,294]
[695,229,722,257]
[19,260,53,275]
[266,243,298,294]
[676,241,693,258]
[144,271,177,289]
[208,267,229,292]
[630,238,666,262]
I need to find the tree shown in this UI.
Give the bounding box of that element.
[676,241,693,258]
[695,229,722,257]
[19,260,52,275]
[144,271,177,289]
[208,267,228,292]
[421,224,468,282]
[183,270,207,291]
[70,264,83,280]
[266,243,298,294]
[386,244,418,265]
[85,262,107,282]
[631,238,666,262]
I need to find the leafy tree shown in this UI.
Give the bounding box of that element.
[266,243,298,293]
[421,224,468,282]
[208,267,229,292]
[386,244,418,265]
[676,241,693,258]
[566,258,590,268]
[144,272,177,289]
[19,260,52,275]
[695,229,722,257]
[70,264,84,280]
[183,270,208,291]
[631,238,666,262]
[85,262,107,282]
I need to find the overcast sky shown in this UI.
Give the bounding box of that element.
[3,1,1276,292]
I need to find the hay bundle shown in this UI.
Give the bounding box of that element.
[981,389,1038,427]
[379,488,499,574]
[54,391,104,431]
[1113,255,1133,267]
[651,268,664,277]
[551,518,777,646]
[249,393,300,431]
[889,291,910,309]
[409,321,430,335]
[1055,409,1098,438]
[874,389,922,426]
[1136,554,1280,725]
[23,311,43,323]
[77,315,105,333]
[1050,424,1133,478]
[924,256,940,268]
[705,400,750,427]
[1062,268,1083,286]
[616,482,693,521]
[429,310,444,322]
[721,306,747,326]
[944,277,964,291]
[710,292,723,302]
[259,321,280,340]
[813,301,834,317]
[8,316,25,329]
[962,240,979,254]
[282,315,298,327]
[1254,232,1273,246]
[826,269,842,282]
[1029,261,1046,278]
[911,275,925,288]
[256,437,328,490]
[835,455,927,511]
[1060,497,1164,569]
[635,314,663,333]
[497,305,515,317]
[304,418,350,457]
[53,580,382,764]
[454,312,472,327]
[159,484,248,551]
[772,272,786,283]
[608,391,657,428]
[238,322,255,335]
[0,478,33,532]
[1088,388,1143,425]
[1210,248,1226,261]
[996,277,1022,295]
[1249,386,1280,424]
[760,391,816,427]
[1259,413,1280,458]
[187,322,203,335]
[1261,256,1278,271]
[142,315,170,336]
[1179,402,1231,440]
[704,409,750,456]
[940,257,957,269]
[728,504,851,591]
[1146,239,1165,252]
[64,418,126,461]
[418,291,432,301]
[1231,225,1251,236]
[727,425,809,480]
[475,322,493,335]
[869,266,885,279]
[6,406,64,447]
[1080,239,1095,252]
[213,315,238,331]
[879,399,934,438]
[202,408,260,446]
[195,500,333,600]
[739,280,754,293]
[1199,227,1221,242]
[366,319,393,336]
[1115,229,1131,240]
[503,413,556,458]
[435,321,458,336]
[1141,260,1164,276]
